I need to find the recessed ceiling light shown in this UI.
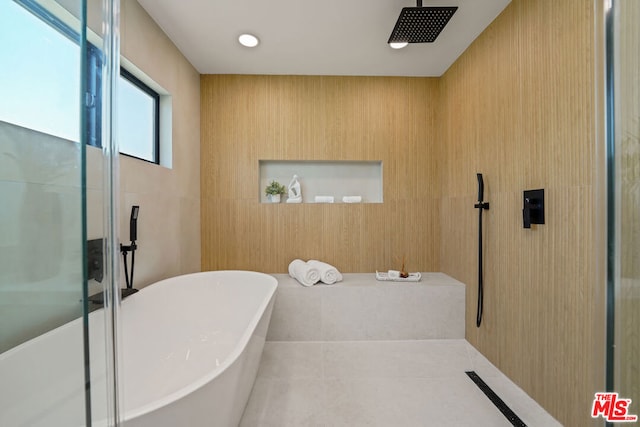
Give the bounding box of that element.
[239,33,259,48]
[389,41,408,49]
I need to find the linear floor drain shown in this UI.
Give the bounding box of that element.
[465,371,527,427]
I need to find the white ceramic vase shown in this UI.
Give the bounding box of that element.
[267,194,281,203]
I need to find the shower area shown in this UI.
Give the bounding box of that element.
[606,0,640,416]
[0,0,121,425]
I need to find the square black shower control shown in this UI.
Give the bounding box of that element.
[523,189,545,228]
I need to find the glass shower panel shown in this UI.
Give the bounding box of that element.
[0,0,115,425]
[610,0,640,414]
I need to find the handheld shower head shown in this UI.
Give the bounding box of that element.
[130,205,139,242]
[476,173,484,202]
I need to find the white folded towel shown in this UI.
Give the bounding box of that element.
[342,196,362,203]
[307,260,342,285]
[314,196,334,203]
[288,259,320,287]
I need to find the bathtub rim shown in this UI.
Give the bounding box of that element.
[121,270,278,422]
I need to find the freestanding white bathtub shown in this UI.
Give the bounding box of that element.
[0,270,277,427]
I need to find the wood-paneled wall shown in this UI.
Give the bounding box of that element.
[617,0,640,410]
[201,76,441,273]
[440,1,599,425]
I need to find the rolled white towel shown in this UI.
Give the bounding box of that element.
[288,259,320,287]
[307,260,342,285]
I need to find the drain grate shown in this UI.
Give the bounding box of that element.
[465,371,527,427]
[388,6,457,44]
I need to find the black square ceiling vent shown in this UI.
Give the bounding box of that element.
[388,6,458,44]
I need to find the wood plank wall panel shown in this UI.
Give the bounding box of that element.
[440,1,598,426]
[201,76,441,273]
[618,0,640,409]
[620,0,640,279]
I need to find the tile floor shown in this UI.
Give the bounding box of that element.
[240,339,561,426]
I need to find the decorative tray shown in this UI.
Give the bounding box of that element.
[375,271,422,282]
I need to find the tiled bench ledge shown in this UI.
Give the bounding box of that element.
[267,273,465,341]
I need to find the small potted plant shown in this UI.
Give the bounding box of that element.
[265,180,286,203]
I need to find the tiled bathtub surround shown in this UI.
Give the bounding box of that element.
[267,273,465,341]
[241,340,561,426]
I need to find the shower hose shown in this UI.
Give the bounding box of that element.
[474,173,489,328]
[122,245,135,289]
[476,207,484,327]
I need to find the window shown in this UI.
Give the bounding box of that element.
[0,0,81,142]
[4,0,163,165]
[118,69,160,163]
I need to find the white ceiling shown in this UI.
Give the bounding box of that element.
[137,0,511,77]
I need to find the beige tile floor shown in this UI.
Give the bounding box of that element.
[240,340,561,427]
